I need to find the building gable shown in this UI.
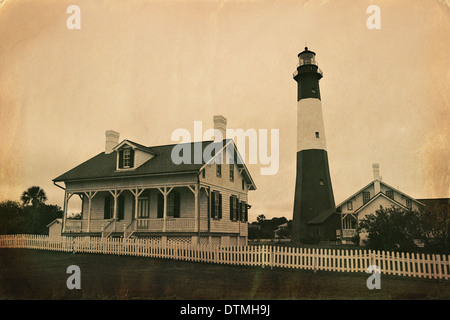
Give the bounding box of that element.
[113,140,155,171]
[337,179,424,215]
[198,139,256,191]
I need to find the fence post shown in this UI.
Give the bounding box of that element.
[270,246,274,270]
[313,248,316,273]
[261,245,264,268]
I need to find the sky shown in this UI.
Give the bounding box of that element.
[0,0,449,221]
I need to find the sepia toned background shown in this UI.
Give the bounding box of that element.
[0,0,448,221]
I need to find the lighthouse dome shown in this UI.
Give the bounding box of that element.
[298,47,317,66]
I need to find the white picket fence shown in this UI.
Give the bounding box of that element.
[0,234,449,280]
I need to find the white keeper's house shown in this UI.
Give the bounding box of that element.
[53,116,256,246]
[336,164,425,245]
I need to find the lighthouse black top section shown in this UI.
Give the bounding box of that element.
[293,47,322,101]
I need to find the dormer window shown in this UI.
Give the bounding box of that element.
[123,149,131,168]
[118,148,135,169]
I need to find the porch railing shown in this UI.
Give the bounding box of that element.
[65,218,232,234]
[137,219,164,232]
[64,219,82,233]
[166,218,195,232]
[102,219,116,238]
[88,219,112,233]
[124,220,137,239]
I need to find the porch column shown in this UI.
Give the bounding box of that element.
[109,189,123,232]
[187,185,199,233]
[157,186,174,233]
[62,191,68,233]
[135,193,138,220]
[84,191,97,233]
[163,187,167,232]
[194,185,199,233]
[62,192,73,233]
[130,188,145,220]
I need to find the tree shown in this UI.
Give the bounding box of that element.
[20,186,47,207]
[358,206,422,252]
[37,204,63,235]
[0,201,25,234]
[256,214,266,224]
[418,201,450,254]
[20,186,47,233]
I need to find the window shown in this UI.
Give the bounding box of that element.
[347,201,353,211]
[229,164,234,182]
[214,193,220,218]
[167,193,175,217]
[211,191,222,219]
[230,196,238,221]
[104,196,114,219]
[240,201,247,222]
[201,169,205,179]
[157,192,180,218]
[104,195,124,220]
[315,132,320,138]
[118,148,134,169]
[166,192,180,218]
[242,179,246,191]
[343,215,357,229]
[363,192,370,204]
[123,149,131,168]
[138,197,149,218]
[216,163,222,178]
[386,190,394,199]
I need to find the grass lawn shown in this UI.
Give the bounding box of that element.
[0,249,449,300]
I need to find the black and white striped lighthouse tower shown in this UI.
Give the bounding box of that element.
[292,47,335,242]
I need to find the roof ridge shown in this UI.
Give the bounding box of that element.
[125,139,230,149]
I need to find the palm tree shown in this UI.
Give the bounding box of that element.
[257,214,266,224]
[21,186,47,207]
[21,186,47,233]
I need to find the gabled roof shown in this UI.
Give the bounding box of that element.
[46,218,62,228]
[113,140,159,155]
[307,208,337,225]
[354,192,409,214]
[199,139,256,190]
[53,139,256,189]
[336,179,425,209]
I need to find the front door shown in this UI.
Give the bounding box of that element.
[137,198,149,229]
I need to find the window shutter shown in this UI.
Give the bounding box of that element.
[245,204,248,222]
[207,188,211,220]
[118,150,124,169]
[131,198,135,220]
[104,195,110,219]
[237,201,241,221]
[129,149,135,168]
[118,195,125,220]
[210,191,216,218]
[230,196,233,220]
[218,193,222,219]
[157,193,164,218]
[174,192,180,218]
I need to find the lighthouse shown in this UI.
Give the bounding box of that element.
[292,47,336,242]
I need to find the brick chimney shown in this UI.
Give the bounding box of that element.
[105,130,120,154]
[213,115,227,141]
[373,163,382,194]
